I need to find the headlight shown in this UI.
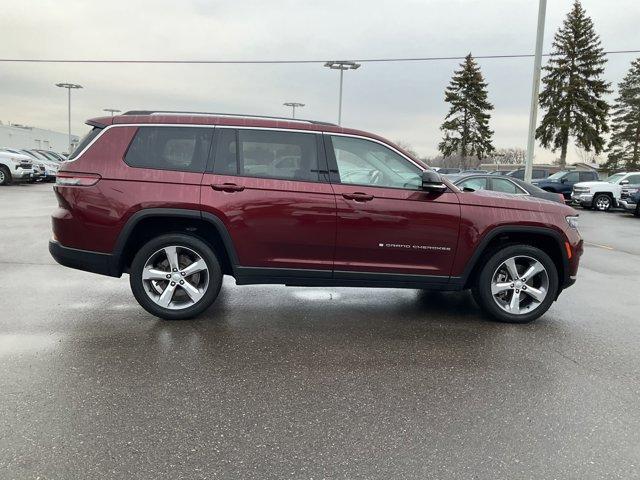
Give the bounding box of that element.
[566,215,579,229]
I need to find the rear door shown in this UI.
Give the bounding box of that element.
[200,127,336,275]
[325,134,460,279]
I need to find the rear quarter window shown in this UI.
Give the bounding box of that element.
[125,126,213,173]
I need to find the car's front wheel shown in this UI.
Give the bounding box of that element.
[472,245,559,323]
[593,193,612,211]
[129,234,223,320]
[0,166,11,186]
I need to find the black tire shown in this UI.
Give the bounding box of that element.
[592,193,612,211]
[472,244,559,324]
[129,233,223,320]
[0,166,11,186]
[635,204,640,217]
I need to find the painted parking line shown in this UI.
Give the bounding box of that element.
[584,241,615,250]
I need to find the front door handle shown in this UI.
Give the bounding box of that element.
[342,192,374,202]
[211,183,245,193]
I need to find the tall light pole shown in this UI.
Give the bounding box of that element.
[283,102,305,119]
[103,108,121,117]
[524,0,547,183]
[324,61,361,125]
[55,82,83,154]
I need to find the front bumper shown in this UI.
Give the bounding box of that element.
[571,192,592,205]
[12,168,34,181]
[49,240,120,277]
[619,199,638,211]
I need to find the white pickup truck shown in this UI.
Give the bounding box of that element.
[571,172,640,211]
[0,151,34,185]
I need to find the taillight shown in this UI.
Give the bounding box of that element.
[56,173,101,186]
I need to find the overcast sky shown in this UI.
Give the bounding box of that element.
[1,0,638,162]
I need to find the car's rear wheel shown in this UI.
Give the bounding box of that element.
[593,193,612,211]
[0,166,11,186]
[130,234,223,320]
[472,245,558,323]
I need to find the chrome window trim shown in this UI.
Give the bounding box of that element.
[65,123,216,163]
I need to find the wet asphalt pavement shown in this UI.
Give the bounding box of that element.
[0,183,639,479]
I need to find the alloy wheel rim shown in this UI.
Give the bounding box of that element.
[491,255,549,315]
[142,245,209,310]
[596,196,610,210]
[0,171,5,183]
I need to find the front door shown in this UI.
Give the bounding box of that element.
[325,134,460,279]
[200,128,336,277]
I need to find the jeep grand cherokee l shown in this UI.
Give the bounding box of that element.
[49,111,583,323]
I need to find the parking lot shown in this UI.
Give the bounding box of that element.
[0,182,639,479]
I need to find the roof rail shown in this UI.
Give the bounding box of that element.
[122,110,337,126]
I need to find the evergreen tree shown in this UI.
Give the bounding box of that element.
[536,0,610,168]
[438,53,494,168]
[604,57,640,172]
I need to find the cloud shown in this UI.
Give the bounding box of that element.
[0,0,637,163]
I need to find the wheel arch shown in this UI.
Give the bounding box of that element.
[461,226,569,294]
[112,208,239,277]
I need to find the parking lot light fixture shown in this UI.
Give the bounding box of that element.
[283,102,305,119]
[103,108,121,117]
[324,61,361,125]
[55,82,83,154]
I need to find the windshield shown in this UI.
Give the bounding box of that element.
[606,173,625,184]
[546,171,568,180]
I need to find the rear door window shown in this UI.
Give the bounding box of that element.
[125,126,213,173]
[213,128,321,182]
[491,178,524,194]
[579,172,595,182]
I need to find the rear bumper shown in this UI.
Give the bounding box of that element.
[49,240,120,277]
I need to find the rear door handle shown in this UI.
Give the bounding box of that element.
[342,192,374,202]
[211,183,245,193]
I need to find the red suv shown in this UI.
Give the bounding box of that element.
[50,111,583,323]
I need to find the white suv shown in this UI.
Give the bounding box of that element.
[0,151,34,185]
[571,172,640,211]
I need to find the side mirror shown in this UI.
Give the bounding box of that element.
[421,170,447,193]
[560,178,567,183]
[620,179,629,185]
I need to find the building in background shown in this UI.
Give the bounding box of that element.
[0,121,79,154]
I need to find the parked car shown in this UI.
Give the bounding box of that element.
[437,167,462,174]
[449,174,565,203]
[505,167,554,180]
[571,172,640,211]
[619,189,640,216]
[2,148,58,181]
[533,170,599,200]
[0,151,33,185]
[461,169,488,174]
[49,111,583,324]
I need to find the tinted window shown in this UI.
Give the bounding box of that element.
[579,172,595,182]
[625,174,640,184]
[492,178,522,194]
[458,177,487,191]
[331,136,422,189]
[214,129,319,181]
[125,127,212,172]
[212,129,238,175]
[532,170,548,179]
[69,127,102,160]
[564,172,579,182]
[239,130,318,181]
